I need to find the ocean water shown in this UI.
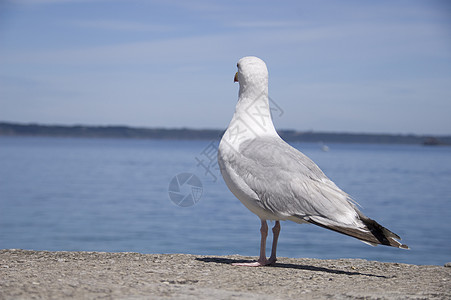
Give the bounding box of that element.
[0,136,450,266]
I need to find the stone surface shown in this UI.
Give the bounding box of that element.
[1,249,450,299]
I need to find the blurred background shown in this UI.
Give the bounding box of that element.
[0,1,450,266]
[1,0,450,133]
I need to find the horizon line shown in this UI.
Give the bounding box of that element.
[0,120,449,138]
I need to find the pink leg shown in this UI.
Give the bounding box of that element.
[233,220,280,267]
[268,221,280,264]
[256,220,269,264]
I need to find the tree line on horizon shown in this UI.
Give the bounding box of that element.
[0,122,449,145]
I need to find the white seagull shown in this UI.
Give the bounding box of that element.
[218,56,408,267]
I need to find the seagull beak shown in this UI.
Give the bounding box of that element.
[234,72,238,83]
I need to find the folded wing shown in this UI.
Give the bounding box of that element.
[232,137,407,249]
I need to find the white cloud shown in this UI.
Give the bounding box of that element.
[1,20,441,65]
[12,0,106,4]
[228,20,304,29]
[70,20,174,32]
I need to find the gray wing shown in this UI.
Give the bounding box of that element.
[234,136,362,227]
[229,136,408,248]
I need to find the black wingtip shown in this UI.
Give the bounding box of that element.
[361,216,409,249]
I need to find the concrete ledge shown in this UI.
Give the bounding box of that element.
[1,249,450,299]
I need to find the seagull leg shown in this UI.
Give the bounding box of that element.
[233,219,272,267]
[257,220,269,264]
[268,221,280,265]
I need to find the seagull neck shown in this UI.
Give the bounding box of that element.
[228,87,278,138]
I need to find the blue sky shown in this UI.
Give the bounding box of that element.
[0,0,450,135]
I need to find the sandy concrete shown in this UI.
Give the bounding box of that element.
[1,249,450,299]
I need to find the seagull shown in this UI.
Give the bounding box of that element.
[217,56,408,267]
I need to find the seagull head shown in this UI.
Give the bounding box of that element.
[234,56,268,93]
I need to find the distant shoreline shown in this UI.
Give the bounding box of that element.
[1,121,450,145]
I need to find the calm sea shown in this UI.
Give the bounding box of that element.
[0,136,450,266]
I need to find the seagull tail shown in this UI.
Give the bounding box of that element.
[357,214,409,249]
[307,213,409,249]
